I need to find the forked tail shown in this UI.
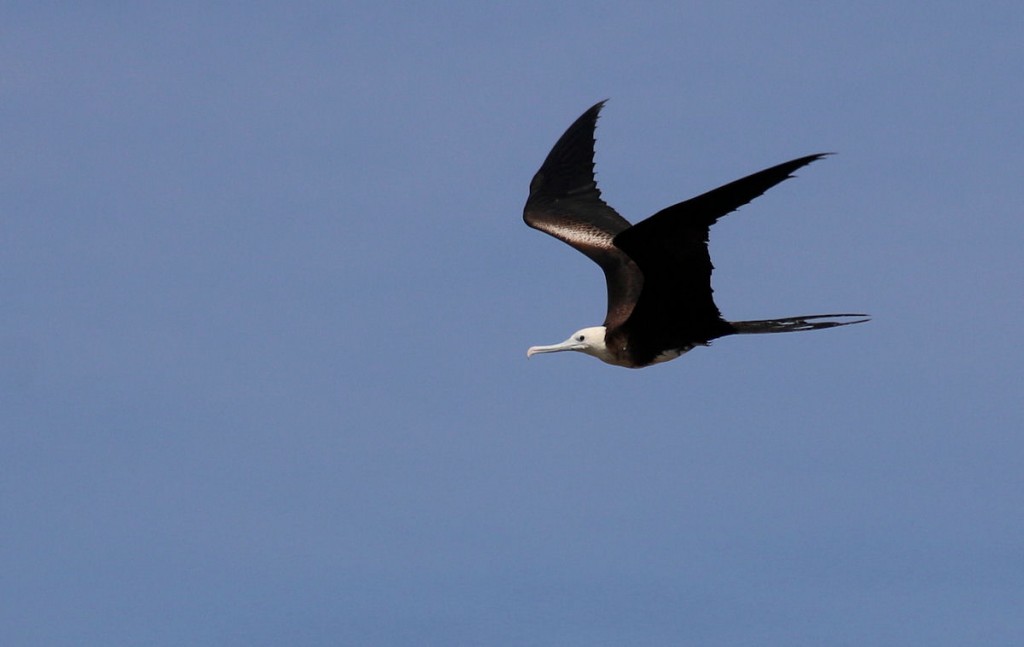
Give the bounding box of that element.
[730,313,870,335]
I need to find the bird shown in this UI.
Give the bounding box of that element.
[523,101,868,368]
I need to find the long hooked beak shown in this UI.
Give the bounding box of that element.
[526,337,585,358]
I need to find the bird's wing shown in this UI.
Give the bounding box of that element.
[611,154,828,364]
[524,101,643,328]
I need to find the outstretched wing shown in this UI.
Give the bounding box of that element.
[611,154,828,364]
[523,101,643,329]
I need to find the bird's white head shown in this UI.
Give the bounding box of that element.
[527,326,614,363]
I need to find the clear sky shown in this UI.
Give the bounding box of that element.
[3,3,1023,645]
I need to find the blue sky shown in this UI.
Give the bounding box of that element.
[3,3,1023,645]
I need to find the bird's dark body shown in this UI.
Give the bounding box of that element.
[523,101,867,368]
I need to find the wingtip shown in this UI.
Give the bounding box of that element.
[781,152,834,180]
[584,99,609,120]
[802,152,835,165]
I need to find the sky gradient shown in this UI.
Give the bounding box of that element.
[3,3,1023,645]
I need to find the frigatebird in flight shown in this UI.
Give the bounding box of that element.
[524,101,867,368]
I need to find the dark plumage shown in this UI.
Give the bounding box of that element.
[524,101,868,368]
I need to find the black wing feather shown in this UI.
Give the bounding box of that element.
[524,101,643,328]
[611,154,828,365]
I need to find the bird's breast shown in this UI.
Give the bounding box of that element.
[650,343,704,365]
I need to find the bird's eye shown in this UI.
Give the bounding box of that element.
[576,335,585,342]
